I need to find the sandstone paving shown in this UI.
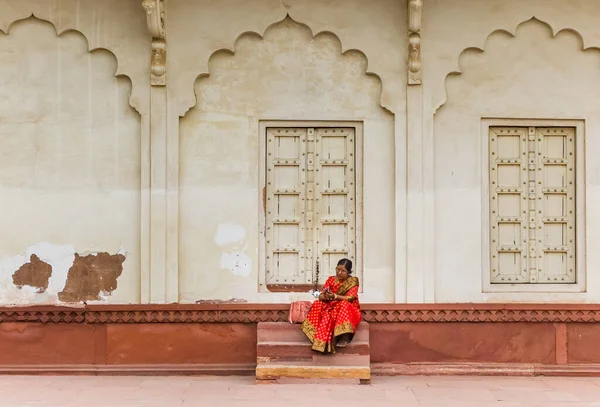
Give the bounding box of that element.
[0,375,598,406]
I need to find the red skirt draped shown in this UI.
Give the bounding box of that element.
[300,276,361,353]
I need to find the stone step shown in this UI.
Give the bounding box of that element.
[257,341,370,360]
[256,364,371,382]
[258,353,370,366]
[257,321,369,343]
[256,321,371,383]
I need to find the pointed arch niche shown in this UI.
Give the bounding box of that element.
[177,16,395,302]
[432,18,600,303]
[0,17,142,303]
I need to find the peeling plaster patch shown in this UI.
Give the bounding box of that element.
[214,223,250,277]
[12,254,52,293]
[219,252,251,277]
[0,283,38,304]
[58,252,126,303]
[214,222,246,247]
[78,248,128,258]
[0,243,75,304]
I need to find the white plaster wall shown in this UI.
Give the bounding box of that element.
[433,18,600,302]
[423,0,600,114]
[0,0,151,114]
[167,0,406,115]
[178,17,395,303]
[0,18,141,304]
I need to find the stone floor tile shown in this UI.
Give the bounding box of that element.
[382,388,419,403]
[481,377,551,390]
[491,388,551,403]
[541,378,600,394]
[545,390,592,402]
[411,386,497,402]
[376,376,428,387]
[0,375,599,407]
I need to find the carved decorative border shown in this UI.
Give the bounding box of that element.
[407,0,422,85]
[0,307,85,323]
[84,309,288,324]
[362,309,600,323]
[2,304,600,324]
[142,0,167,86]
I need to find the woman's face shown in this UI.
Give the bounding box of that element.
[335,264,349,281]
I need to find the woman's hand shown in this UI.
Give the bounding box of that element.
[320,291,332,301]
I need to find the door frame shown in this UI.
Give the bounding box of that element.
[258,120,364,293]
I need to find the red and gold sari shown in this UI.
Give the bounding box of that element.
[301,276,361,353]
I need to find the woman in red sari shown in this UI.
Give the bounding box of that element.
[301,258,361,353]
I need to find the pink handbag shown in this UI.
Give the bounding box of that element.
[288,300,313,324]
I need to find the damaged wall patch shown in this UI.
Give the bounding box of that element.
[0,242,75,304]
[12,254,52,293]
[58,252,126,302]
[219,252,251,277]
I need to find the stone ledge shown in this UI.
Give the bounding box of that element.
[1,363,599,377]
[2,304,600,323]
[372,363,600,377]
[0,363,256,376]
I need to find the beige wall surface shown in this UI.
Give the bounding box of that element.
[168,0,405,304]
[0,0,148,305]
[177,16,396,303]
[0,0,597,305]
[427,0,600,303]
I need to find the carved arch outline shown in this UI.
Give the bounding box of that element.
[436,17,600,114]
[1,14,140,115]
[181,14,390,117]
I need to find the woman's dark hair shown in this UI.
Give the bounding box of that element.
[337,258,353,274]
